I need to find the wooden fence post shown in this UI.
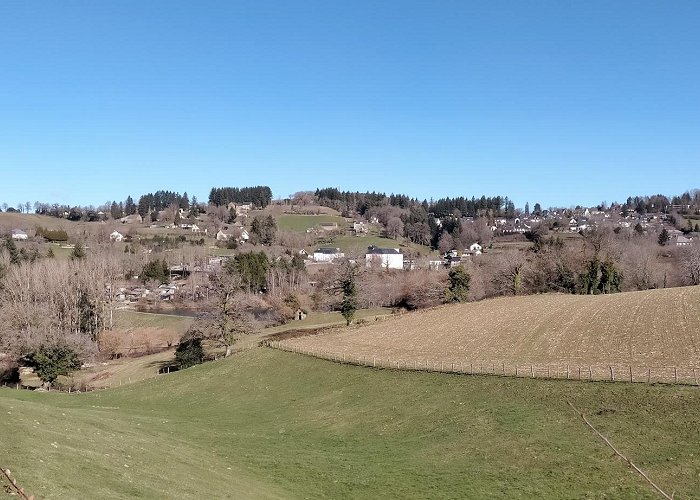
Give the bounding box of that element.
[674,367,678,384]
[693,368,698,386]
[629,366,633,383]
[647,368,651,383]
[609,366,614,381]
[531,365,534,378]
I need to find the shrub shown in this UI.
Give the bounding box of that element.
[175,337,204,369]
[35,226,69,242]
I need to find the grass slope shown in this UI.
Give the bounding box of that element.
[3,348,700,498]
[276,214,347,233]
[285,286,700,370]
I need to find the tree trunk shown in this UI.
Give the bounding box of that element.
[225,345,232,357]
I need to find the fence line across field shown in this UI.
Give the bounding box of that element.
[267,340,700,386]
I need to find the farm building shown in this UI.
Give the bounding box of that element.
[365,245,404,270]
[11,229,28,240]
[313,247,345,262]
[672,235,693,246]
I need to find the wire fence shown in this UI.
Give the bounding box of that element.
[267,340,700,386]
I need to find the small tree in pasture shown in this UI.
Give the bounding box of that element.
[26,345,81,388]
[175,335,204,369]
[334,261,359,326]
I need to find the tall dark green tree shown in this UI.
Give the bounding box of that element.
[446,266,471,302]
[658,228,670,246]
[250,215,277,245]
[124,195,137,215]
[142,259,169,284]
[335,261,359,326]
[228,251,269,293]
[598,259,623,294]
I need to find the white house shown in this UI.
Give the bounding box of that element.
[11,229,28,240]
[468,242,483,255]
[365,246,404,270]
[120,214,143,224]
[313,247,345,262]
[191,224,201,233]
[216,229,230,241]
[110,231,124,242]
[353,221,368,234]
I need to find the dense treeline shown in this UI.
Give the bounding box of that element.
[621,190,700,215]
[313,187,513,218]
[137,191,189,217]
[430,195,512,217]
[208,186,272,208]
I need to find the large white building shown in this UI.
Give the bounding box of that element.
[313,247,345,262]
[365,246,404,270]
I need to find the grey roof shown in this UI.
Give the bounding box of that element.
[315,247,342,254]
[367,245,401,255]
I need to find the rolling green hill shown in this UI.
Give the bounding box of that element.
[3,348,700,498]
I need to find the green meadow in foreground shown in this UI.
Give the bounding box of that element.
[2,348,699,499]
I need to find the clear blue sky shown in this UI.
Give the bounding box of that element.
[1,0,699,209]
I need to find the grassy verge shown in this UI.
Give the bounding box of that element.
[2,348,699,498]
[260,307,393,335]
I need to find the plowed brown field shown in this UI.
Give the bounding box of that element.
[281,286,700,374]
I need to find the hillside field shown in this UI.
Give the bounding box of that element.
[281,286,700,381]
[3,348,700,498]
[276,214,348,233]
